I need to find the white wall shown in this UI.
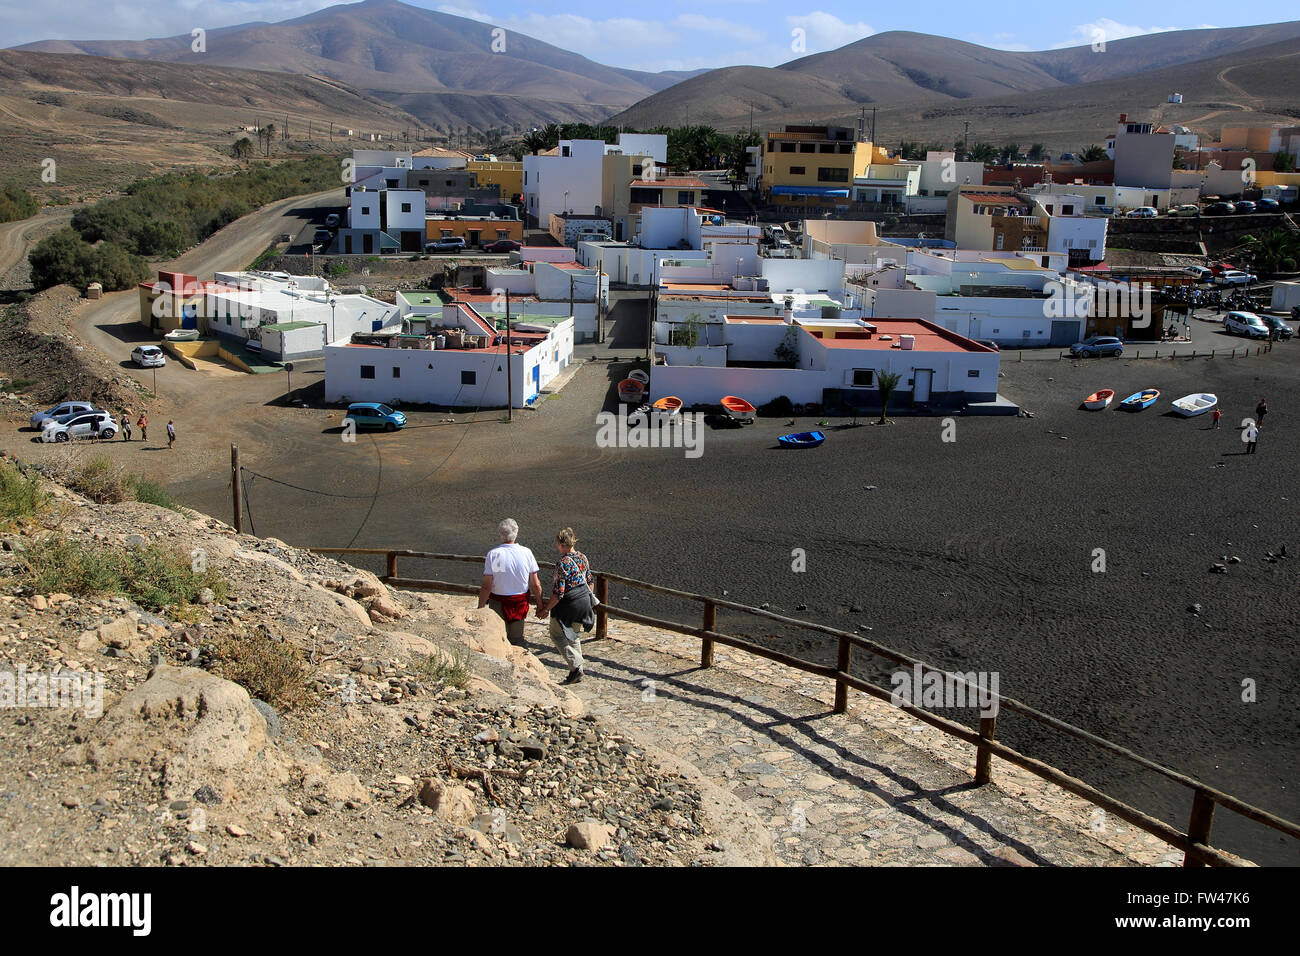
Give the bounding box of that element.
[651,366,826,405]
[522,140,606,225]
[350,189,381,230]
[385,189,426,233]
[1047,215,1107,261]
[657,344,728,366]
[485,268,535,295]
[640,207,695,250]
[761,258,846,296]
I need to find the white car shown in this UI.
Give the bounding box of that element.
[30,401,97,429]
[1223,311,1270,339]
[132,345,166,368]
[40,411,118,442]
[1126,207,1159,218]
[1214,270,1257,287]
[1184,266,1214,282]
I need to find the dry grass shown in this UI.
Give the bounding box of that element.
[207,633,318,712]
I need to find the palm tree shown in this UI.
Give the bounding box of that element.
[1239,229,1300,275]
[876,371,902,424]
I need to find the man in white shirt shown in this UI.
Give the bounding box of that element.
[477,518,541,645]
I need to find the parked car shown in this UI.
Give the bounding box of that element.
[974,339,1000,351]
[1126,206,1159,218]
[482,238,521,253]
[1260,314,1295,339]
[1184,265,1215,282]
[1257,198,1280,210]
[1168,204,1201,217]
[40,411,118,442]
[425,237,468,253]
[344,403,406,432]
[131,345,166,368]
[1234,200,1257,214]
[313,228,333,246]
[324,213,340,228]
[1204,201,1236,216]
[1223,311,1270,338]
[30,401,97,430]
[1069,336,1125,358]
[1214,270,1257,287]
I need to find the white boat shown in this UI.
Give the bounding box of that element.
[164,328,200,342]
[1171,393,1218,417]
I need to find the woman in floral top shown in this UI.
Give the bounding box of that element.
[538,527,595,684]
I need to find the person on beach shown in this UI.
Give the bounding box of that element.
[121,417,132,441]
[137,413,148,442]
[1212,408,1222,429]
[537,527,595,685]
[167,420,176,449]
[477,518,540,647]
[1255,398,1268,429]
[1245,421,1259,454]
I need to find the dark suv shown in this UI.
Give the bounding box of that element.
[1260,315,1295,339]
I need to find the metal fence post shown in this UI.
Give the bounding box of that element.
[974,715,998,785]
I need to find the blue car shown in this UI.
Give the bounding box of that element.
[345,402,406,432]
[1069,336,1125,358]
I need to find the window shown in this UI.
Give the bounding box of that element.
[968,369,980,378]
[817,168,849,182]
[799,143,815,153]
[677,191,693,205]
[385,178,398,188]
[838,143,853,154]
[461,370,476,385]
[361,365,375,379]
[392,367,401,378]
[851,369,873,387]
[995,234,1004,250]
[497,230,508,239]
[779,143,795,153]
[561,146,570,157]
[819,144,835,153]
[445,180,455,187]
[1062,204,1074,215]
[1021,236,1036,249]
[362,206,371,215]
[1094,195,1106,206]
[789,166,806,175]
[401,202,412,213]
[632,164,643,176]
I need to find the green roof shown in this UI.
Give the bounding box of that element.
[397,290,447,307]
[262,321,321,332]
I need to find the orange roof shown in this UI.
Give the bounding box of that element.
[807,320,986,353]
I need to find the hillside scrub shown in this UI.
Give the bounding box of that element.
[28,228,150,291]
[0,461,49,529]
[0,185,39,224]
[68,155,344,258]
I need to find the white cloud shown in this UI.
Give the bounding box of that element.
[786,12,874,54]
[1055,19,1215,49]
[674,15,765,44]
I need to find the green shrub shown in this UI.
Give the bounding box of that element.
[124,475,182,512]
[208,633,317,712]
[17,536,229,610]
[414,648,471,689]
[0,462,48,526]
[28,228,148,291]
[0,186,39,225]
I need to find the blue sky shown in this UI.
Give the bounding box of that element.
[1,0,1295,73]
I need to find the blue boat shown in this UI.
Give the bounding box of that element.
[1119,388,1160,411]
[778,431,826,448]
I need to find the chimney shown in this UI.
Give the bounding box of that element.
[1119,113,1127,124]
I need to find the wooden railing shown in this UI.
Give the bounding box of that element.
[312,546,1300,867]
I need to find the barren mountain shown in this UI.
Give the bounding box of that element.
[14,0,685,126]
[609,22,1300,142]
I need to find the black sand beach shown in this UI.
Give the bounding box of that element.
[176,350,1300,865]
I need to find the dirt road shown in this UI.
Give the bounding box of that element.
[0,206,75,288]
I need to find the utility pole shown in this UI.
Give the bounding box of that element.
[859,106,866,142]
[870,107,877,147]
[505,290,513,420]
[964,121,970,155]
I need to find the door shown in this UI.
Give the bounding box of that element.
[362,234,373,254]
[1049,320,1077,346]
[531,363,540,399]
[913,368,932,404]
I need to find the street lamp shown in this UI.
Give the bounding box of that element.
[329,295,337,342]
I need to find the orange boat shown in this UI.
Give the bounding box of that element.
[617,379,646,403]
[651,395,682,417]
[720,395,755,423]
[1083,389,1114,410]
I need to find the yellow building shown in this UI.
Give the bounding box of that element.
[425,214,523,246]
[467,160,523,201]
[761,126,885,203]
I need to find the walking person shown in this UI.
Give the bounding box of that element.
[476,518,541,647]
[166,420,176,449]
[1245,421,1259,454]
[121,417,132,442]
[1212,408,1222,429]
[537,528,595,685]
[1255,398,1268,430]
[137,413,148,442]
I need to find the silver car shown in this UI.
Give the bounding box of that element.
[30,401,97,429]
[1223,311,1269,339]
[40,411,119,442]
[132,345,167,368]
